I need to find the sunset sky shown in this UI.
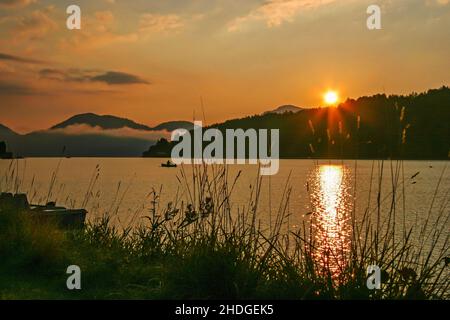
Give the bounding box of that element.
[0,0,449,133]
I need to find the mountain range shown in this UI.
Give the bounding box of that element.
[0,114,194,157]
[0,105,303,157]
[2,87,449,159]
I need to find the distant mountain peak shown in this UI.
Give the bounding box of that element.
[50,113,153,131]
[50,113,194,132]
[264,105,303,115]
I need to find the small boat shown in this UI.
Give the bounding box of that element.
[161,160,177,168]
[0,192,87,229]
[29,204,87,229]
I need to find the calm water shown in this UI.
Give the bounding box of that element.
[1,158,448,271]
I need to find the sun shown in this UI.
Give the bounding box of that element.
[324,91,339,106]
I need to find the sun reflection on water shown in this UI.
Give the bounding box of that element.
[309,164,353,280]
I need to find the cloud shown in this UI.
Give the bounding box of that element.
[0,0,36,8]
[92,10,115,33]
[59,10,138,51]
[0,52,43,64]
[39,68,149,85]
[139,14,184,33]
[12,7,58,40]
[91,71,149,85]
[6,9,186,54]
[0,80,38,95]
[49,124,170,141]
[228,0,339,31]
[39,68,96,82]
[95,10,115,24]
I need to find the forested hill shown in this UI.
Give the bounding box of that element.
[144,87,450,160]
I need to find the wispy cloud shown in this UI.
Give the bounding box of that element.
[0,52,43,64]
[94,10,115,26]
[12,6,58,40]
[0,0,36,9]
[0,80,40,96]
[228,0,339,31]
[139,13,185,34]
[59,10,138,51]
[91,71,149,85]
[39,68,99,82]
[39,68,149,85]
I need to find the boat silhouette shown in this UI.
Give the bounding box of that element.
[161,160,177,168]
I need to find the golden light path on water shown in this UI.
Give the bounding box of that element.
[309,164,353,280]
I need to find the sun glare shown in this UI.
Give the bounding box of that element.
[324,91,339,106]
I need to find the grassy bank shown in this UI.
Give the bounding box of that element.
[0,162,449,300]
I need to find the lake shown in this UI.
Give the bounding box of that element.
[1,158,448,224]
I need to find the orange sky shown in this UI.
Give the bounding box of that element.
[0,0,449,133]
